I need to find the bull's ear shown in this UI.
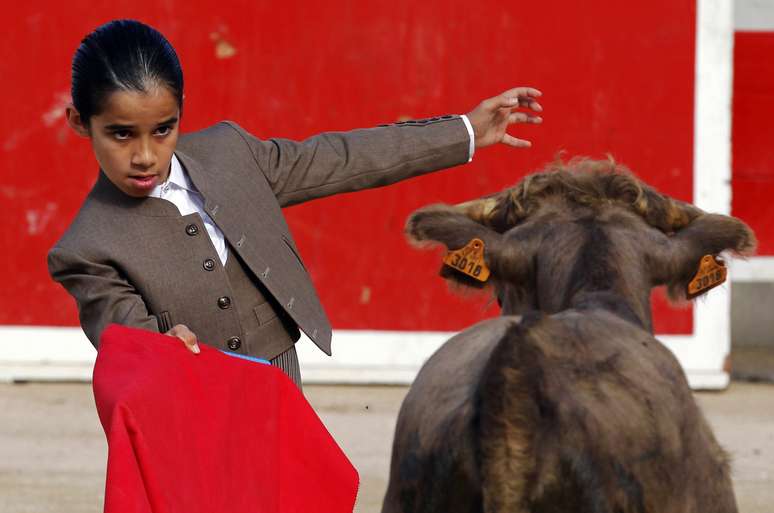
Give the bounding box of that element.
[406,204,539,290]
[406,204,505,289]
[406,204,500,251]
[647,213,756,301]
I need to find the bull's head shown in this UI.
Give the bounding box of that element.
[406,159,756,332]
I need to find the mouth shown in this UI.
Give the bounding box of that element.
[128,174,159,191]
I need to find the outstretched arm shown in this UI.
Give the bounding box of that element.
[230,87,543,207]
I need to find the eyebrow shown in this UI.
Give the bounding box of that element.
[104,117,179,131]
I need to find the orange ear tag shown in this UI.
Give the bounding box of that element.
[442,238,491,282]
[686,255,727,299]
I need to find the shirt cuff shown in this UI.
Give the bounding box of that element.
[460,114,475,162]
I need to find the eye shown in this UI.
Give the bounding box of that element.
[112,130,131,140]
[154,125,172,137]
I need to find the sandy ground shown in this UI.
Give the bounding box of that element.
[0,382,772,513]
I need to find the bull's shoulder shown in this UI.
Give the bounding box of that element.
[388,316,525,497]
[413,316,524,393]
[396,316,524,443]
[538,309,688,387]
[428,316,524,366]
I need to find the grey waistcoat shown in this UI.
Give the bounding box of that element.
[221,250,300,359]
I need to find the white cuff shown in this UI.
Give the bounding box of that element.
[460,114,475,162]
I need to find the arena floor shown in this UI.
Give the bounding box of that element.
[1,382,772,513]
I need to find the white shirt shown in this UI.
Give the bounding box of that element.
[150,155,230,264]
[152,117,476,264]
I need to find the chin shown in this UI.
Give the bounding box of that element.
[123,188,154,198]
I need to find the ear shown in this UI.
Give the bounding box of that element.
[65,105,90,138]
[406,204,501,251]
[406,204,536,289]
[646,213,756,301]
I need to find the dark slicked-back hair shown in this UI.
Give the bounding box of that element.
[71,19,184,124]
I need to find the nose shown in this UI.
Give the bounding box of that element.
[131,136,156,169]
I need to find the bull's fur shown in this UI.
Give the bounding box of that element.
[383,160,754,513]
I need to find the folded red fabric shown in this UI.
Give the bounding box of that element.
[92,324,359,513]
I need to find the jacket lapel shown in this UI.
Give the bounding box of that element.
[173,149,219,213]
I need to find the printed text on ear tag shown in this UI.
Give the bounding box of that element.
[686,255,727,299]
[442,238,490,282]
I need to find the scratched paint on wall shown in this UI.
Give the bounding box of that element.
[2,1,696,333]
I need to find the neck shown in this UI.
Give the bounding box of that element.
[567,290,651,331]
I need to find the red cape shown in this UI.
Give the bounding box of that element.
[93,324,359,513]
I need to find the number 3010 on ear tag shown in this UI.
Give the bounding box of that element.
[443,238,490,282]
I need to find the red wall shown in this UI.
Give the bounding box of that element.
[732,31,774,255]
[2,1,696,333]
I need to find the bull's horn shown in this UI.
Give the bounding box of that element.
[665,198,703,230]
[640,189,704,232]
[454,197,499,225]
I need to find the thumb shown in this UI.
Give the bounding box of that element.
[167,324,200,354]
[181,336,201,354]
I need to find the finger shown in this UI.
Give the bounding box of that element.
[520,99,543,112]
[507,112,543,124]
[494,93,543,112]
[502,134,532,148]
[505,87,542,98]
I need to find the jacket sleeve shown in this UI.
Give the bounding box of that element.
[224,117,471,207]
[48,246,160,348]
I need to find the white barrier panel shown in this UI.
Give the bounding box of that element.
[0,318,731,389]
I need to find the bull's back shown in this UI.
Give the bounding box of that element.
[476,310,736,513]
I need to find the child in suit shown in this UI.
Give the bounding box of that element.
[49,19,543,387]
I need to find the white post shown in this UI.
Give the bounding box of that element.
[666,0,735,388]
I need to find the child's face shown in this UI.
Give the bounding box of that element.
[68,86,180,197]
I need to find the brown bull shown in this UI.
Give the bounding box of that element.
[382,160,755,513]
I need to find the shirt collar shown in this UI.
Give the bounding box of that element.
[150,154,196,197]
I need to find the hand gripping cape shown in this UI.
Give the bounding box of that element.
[92,324,359,513]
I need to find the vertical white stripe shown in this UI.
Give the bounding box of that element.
[692,0,734,372]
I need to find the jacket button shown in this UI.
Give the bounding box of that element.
[186,224,199,236]
[286,297,295,310]
[217,296,231,309]
[203,258,215,271]
[227,336,242,350]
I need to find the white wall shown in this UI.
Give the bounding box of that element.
[735,0,774,30]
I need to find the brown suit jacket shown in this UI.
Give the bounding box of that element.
[48,117,470,355]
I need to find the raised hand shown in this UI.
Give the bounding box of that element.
[466,87,543,149]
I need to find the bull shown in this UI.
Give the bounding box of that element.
[382,159,754,513]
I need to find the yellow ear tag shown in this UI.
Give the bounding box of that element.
[686,255,727,299]
[442,238,490,282]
